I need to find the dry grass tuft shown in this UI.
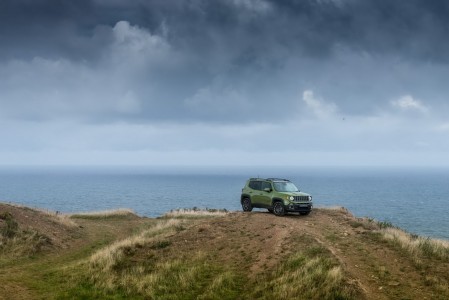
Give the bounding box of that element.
[69,208,136,219]
[84,248,241,299]
[80,217,242,299]
[88,218,182,280]
[318,206,347,211]
[381,227,449,261]
[0,212,52,258]
[0,202,78,228]
[163,208,229,218]
[252,245,359,299]
[317,206,355,218]
[1,230,51,257]
[40,210,78,227]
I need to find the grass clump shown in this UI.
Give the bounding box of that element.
[150,240,172,249]
[70,209,136,220]
[252,245,358,300]
[63,217,243,299]
[380,227,449,261]
[0,212,18,238]
[40,210,78,227]
[126,254,242,300]
[378,221,395,229]
[1,202,78,228]
[162,208,229,219]
[378,227,449,297]
[87,219,182,276]
[0,212,51,258]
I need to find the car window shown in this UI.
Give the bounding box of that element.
[261,181,272,191]
[249,180,262,190]
[273,182,299,192]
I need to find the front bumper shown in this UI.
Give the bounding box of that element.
[286,203,313,212]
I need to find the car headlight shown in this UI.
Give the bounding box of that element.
[308,196,312,201]
[289,196,294,201]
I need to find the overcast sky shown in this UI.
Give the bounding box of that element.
[1,0,449,168]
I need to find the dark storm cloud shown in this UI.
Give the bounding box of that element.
[1,0,449,124]
[2,0,449,62]
[2,0,449,166]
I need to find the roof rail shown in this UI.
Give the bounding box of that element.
[266,178,290,182]
[248,178,291,182]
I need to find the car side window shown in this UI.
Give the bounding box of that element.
[261,181,272,191]
[249,181,262,190]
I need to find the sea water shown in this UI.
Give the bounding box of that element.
[0,166,448,240]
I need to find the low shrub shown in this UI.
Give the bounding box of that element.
[0,212,18,238]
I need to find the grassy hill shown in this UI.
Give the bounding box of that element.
[1,203,449,299]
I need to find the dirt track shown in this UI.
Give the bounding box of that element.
[2,204,449,299]
[168,209,448,299]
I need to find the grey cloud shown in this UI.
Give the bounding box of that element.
[1,0,449,126]
[2,0,449,61]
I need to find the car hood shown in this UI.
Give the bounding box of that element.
[282,191,310,197]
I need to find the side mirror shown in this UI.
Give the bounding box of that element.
[263,188,272,193]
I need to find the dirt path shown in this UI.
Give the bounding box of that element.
[168,209,448,299]
[2,204,448,299]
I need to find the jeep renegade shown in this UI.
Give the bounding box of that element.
[240,178,313,216]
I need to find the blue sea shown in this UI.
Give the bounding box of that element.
[0,166,448,240]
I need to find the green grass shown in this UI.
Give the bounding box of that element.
[0,207,159,299]
[51,213,246,299]
[0,212,19,238]
[0,212,52,260]
[380,227,449,261]
[377,221,395,229]
[65,217,244,299]
[64,251,244,299]
[70,209,137,220]
[10,206,449,300]
[251,244,358,300]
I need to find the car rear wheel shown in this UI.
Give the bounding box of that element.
[273,202,285,216]
[242,198,253,212]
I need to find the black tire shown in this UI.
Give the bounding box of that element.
[242,198,253,212]
[300,211,310,216]
[273,202,285,216]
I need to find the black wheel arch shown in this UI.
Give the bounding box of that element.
[271,198,284,207]
[272,200,286,216]
[241,194,251,204]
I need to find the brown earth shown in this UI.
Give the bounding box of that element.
[161,209,448,300]
[1,203,448,299]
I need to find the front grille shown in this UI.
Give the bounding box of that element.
[293,196,310,202]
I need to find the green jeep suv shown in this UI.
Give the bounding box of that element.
[240,178,313,216]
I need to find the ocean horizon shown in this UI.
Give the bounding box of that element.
[1,165,448,240]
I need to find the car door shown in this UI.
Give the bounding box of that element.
[257,181,273,208]
[248,180,262,206]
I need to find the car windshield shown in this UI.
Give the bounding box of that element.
[273,182,299,192]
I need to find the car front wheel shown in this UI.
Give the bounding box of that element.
[242,198,253,212]
[273,202,285,216]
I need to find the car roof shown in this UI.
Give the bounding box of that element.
[249,178,290,182]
